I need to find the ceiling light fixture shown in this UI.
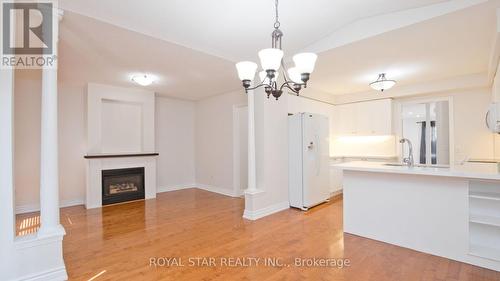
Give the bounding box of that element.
[131,74,154,86]
[370,73,396,92]
[235,0,317,100]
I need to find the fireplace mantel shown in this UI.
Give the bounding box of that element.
[84,153,159,159]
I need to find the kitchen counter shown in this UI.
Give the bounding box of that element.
[339,160,500,272]
[334,161,500,181]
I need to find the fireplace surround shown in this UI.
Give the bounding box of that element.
[85,154,157,209]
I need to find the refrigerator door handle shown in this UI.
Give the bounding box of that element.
[315,134,321,176]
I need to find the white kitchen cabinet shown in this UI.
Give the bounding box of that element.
[336,103,357,135]
[335,99,392,136]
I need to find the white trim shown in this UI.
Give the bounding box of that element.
[14,266,67,281]
[243,201,290,220]
[15,199,84,215]
[157,184,194,193]
[14,231,64,250]
[396,96,455,165]
[232,104,248,198]
[15,184,241,214]
[330,190,343,198]
[196,184,241,198]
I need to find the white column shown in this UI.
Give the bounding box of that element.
[0,67,16,280]
[38,7,64,236]
[246,90,258,193]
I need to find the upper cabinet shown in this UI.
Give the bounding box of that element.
[334,99,392,136]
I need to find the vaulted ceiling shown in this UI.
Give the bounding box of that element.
[56,0,499,100]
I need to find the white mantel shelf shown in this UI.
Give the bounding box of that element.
[84,152,159,159]
[334,161,500,181]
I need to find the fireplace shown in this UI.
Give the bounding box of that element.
[102,167,145,205]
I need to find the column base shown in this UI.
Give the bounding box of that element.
[244,188,265,195]
[13,224,67,281]
[243,189,290,221]
[37,223,66,238]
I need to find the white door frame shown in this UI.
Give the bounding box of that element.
[396,96,455,165]
[232,104,248,197]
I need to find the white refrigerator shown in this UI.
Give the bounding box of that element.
[288,113,330,210]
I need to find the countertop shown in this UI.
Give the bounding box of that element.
[333,161,500,181]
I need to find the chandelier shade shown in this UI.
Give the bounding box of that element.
[235,61,258,81]
[293,53,318,74]
[370,73,396,92]
[287,67,303,84]
[258,48,284,71]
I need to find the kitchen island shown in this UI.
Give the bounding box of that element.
[335,161,500,272]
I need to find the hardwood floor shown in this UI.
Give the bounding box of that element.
[16,188,500,280]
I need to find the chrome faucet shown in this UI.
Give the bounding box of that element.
[399,138,414,167]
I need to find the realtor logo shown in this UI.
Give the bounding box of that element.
[1,1,57,69]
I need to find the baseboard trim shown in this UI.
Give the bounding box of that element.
[330,189,343,198]
[16,199,84,215]
[16,184,249,214]
[15,266,67,281]
[157,184,195,193]
[243,201,290,221]
[196,184,240,198]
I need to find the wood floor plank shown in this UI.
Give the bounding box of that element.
[15,188,500,280]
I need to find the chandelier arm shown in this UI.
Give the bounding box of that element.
[246,82,276,92]
[279,80,300,91]
[282,84,299,94]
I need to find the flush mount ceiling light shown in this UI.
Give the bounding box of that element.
[131,74,155,86]
[235,0,318,100]
[370,73,396,92]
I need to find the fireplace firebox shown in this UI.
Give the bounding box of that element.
[102,167,145,205]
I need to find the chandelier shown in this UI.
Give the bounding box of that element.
[235,0,318,100]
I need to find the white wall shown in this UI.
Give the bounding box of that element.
[13,73,198,212]
[156,96,196,190]
[394,88,495,163]
[195,90,247,195]
[14,70,87,212]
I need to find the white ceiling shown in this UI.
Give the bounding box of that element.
[58,11,241,100]
[311,1,497,95]
[59,0,448,62]
[55,0,499,100]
